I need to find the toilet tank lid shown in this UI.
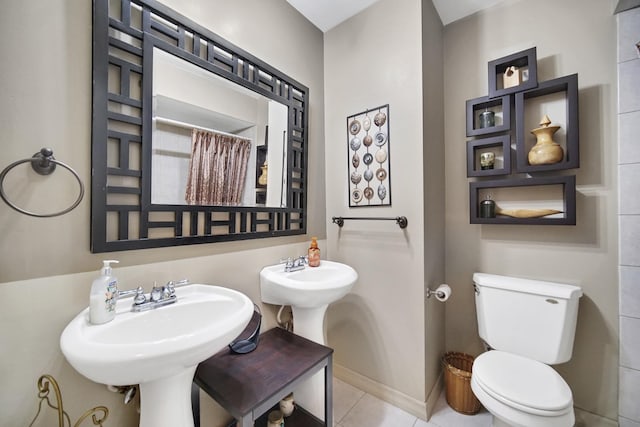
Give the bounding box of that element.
[473,273,582,300]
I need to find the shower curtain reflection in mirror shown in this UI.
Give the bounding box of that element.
[185,129,252,205]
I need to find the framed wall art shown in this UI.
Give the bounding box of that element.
[346,104,391,207]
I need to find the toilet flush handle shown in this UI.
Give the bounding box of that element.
[473,283,480,295]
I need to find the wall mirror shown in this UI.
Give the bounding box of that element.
[92,0,308,252]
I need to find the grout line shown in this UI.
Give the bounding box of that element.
[339,390,367,423]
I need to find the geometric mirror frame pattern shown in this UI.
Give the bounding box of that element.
[92,0,308,252]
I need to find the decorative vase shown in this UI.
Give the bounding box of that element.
[258,162,268,186]
[528,115,563,165]
[279,393,295,417]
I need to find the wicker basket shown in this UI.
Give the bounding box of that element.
[442,352,482,415]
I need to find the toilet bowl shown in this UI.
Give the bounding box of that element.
[471,351,574,427]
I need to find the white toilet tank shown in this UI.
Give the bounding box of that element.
[473,273,582,364]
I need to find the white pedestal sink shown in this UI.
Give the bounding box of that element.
[60,284,253,427]
[260,260,358,420]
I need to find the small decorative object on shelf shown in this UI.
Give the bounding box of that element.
[503,66,521,88]
[267,410,285,427]
[279,392,295,417]
[478,109,495,128]
[479,195,496,218]
[346,105,391,207]
[495,207,563,218]
[258,161,268,186]
[480,152,495,170]
[528,115,563,165]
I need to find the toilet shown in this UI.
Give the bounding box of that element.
[471,273,582,427]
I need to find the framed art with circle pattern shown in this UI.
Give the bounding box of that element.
[346,104,391,207]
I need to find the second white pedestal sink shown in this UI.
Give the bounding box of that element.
[60,284,253,427]
[260,260,358,419]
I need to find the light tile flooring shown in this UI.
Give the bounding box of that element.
[333,378,492,427]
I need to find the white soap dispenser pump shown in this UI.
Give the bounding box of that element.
[89,260,119,325]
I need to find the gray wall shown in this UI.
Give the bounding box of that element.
[443,0,619,423]
[323,0,443,418]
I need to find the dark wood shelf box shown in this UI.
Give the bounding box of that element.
[469,175,576,225]
[515,74,579,173]
[467,135,511,177]
[466,95,511,137]
[488,47,538,98]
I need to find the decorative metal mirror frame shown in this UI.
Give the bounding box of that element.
[91,0,308,252]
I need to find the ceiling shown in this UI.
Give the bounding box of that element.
[285,0,511,31]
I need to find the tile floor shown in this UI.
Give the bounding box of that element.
[333,378,492,427]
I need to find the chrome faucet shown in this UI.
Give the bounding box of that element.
[283,255,307,272]
[118,279,189,312]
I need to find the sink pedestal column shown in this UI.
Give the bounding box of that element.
[291,304,328,421]
[139,366,197,427]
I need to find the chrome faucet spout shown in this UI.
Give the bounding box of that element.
[284,255,307,272]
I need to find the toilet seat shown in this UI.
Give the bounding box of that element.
[473,351,573,416]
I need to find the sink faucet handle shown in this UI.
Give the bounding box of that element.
[133,286,146,305]
[118,286,142,299]
[279,257,293,264]
[164,279,189,297]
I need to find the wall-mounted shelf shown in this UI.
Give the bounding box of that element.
[467,135,511,177]
[466,47,579,226]
[515,73,579,173]
[469,175,576,225]
[466,95,511,137]
[488,47,538,98]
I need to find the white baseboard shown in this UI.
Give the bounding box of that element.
[333,363,428,420]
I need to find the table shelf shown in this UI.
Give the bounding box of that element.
[193,327,333,427]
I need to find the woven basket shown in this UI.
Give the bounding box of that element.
[442,352,482,415]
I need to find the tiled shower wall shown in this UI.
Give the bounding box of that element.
[617,5,640,427]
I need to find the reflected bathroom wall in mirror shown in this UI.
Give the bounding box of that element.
[151,49,288,207]
[91,0,308,252]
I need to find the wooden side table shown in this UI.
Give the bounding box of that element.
[192,327,334,427]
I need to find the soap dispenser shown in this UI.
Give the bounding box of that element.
[308,237,320,267]
[89,260,119,325]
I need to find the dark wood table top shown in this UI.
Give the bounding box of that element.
[195,327,333,418]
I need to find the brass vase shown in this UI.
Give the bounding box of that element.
[528,115,563,165]
[258,162,268,186]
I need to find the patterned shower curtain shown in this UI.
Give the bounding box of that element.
[185,129,252,205]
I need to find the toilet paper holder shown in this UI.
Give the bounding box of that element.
[426,284,451,301]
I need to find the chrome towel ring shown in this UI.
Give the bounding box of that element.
[0,148,85,218]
